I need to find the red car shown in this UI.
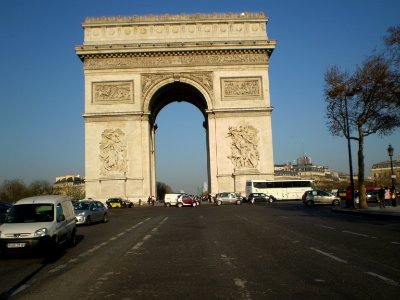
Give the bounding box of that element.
[177,194,197,207]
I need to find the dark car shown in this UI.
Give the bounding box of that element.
[0,202,13,223]
[354,188,379,204]
[245,193,274,204]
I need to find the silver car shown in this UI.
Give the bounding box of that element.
[215,192,242,205]
[74,200,108,225]
[302,190,341,206]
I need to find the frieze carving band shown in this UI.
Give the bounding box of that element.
[141,72,213,100]
[222,77,262,100]
[99,128,128,175]
[227,123,259,169]
[93,81,133,104]
[84,51,268,70]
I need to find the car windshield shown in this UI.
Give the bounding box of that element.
[74,202,90,210]
[5,204,54,223]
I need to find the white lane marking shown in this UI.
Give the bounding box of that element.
[48,264,67,273]
[309,247,347,263]
[132,241,144,250]
[10,284,30,297]
[366,272,399,287]
[391,241,400,245]
[221,254,236,268]
[116,232,125,237]
[317,225,336,230]
[126,217,168,255]
[342,230,376,239]
[234,278,252,300]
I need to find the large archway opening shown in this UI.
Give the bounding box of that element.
[148,82,209,197]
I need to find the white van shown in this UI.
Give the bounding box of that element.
[0,195,76,253]
[164,193,181,207]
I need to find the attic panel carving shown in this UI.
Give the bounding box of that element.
[221,77,263,100]
[93,81,133,104]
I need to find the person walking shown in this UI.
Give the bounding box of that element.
[378,186,386,208]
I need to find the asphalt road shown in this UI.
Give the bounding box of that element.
[1,202,399,300]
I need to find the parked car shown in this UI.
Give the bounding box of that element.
[177,194,198,207]
[106,198,133,208]
[0,202,13,223]
[164,193,181,207]
[215,192,242,206]
[302,190,341,206]
[74,199,108,225]
[244,193,274,204]
[354,188,379,205]
[0,195,76,253]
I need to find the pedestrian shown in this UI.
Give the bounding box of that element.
[378,186,386,208]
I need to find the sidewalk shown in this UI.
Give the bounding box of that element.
[332,205,400,220]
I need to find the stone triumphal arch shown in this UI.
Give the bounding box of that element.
[75,12,276,202]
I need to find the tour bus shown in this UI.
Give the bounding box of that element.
[245,179,314,201]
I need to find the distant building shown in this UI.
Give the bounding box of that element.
[274,155,342,182]
[53,174,85,197]
[371,156,400,186]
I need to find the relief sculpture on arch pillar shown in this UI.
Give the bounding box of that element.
[99,128,128,175]
[227,122,260,169]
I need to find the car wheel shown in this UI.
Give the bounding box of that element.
[177,202,183,208]
[236,200,242,205]
[267,197,274,203]
[103,213,109,223]
[305,200,314,207]
[332,199,340,206]
[216,200,222,206]
[192,202,197,207]
[165,203,171,207]
[86,216,92,226]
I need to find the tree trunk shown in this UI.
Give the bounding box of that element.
[357,129,368,208]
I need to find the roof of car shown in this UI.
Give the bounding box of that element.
[15,195,72,205]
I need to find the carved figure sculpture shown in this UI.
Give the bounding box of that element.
[99,129,127,175]
[227,123,259,169]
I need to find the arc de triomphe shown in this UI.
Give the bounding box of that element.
[75,12,276,202]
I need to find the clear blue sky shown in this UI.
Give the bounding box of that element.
[0,0,399,195]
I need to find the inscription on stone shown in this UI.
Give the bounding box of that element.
[221,77,262,100]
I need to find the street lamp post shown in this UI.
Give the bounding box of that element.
[387,144,397,207]
[344,93,355,208]
[328,84,360,208]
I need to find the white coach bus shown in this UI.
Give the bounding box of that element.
[245,179,314,201]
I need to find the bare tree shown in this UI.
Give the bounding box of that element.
[29,180,53,195]
[0,179,29,202]
[324,54,400,208]
[156,181,173,201]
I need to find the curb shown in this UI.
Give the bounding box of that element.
[331,207,400,220]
